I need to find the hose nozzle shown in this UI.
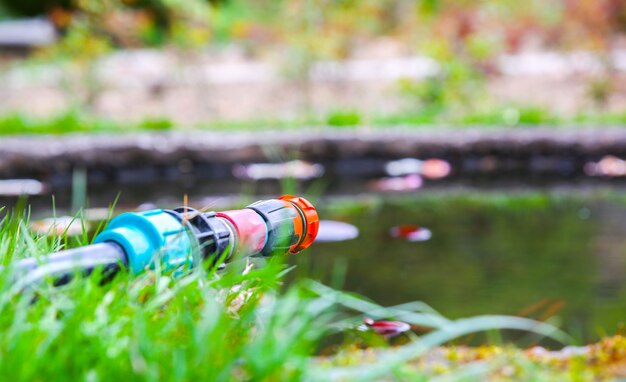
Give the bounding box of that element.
[217,194,320,258]
[278,195,319,253]
[93,195,319,274]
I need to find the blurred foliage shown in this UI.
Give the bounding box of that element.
[371,106,601,127]
[0,111,99,134]
[458,107,560,126]
[0,110,173,134]
[396,57,487,118]
[2,0,626,120]
[7,106,626,135]
[1,0,624,55]
[326,110,362,127]
[139,117,174,131]
[1,0,215,55]
[586,75,615,109]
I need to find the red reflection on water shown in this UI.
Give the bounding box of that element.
[363,318,411,338]
[232,160,324,180]
[385,158,451,179]
[389,225,432,242]
[369,174,423,192]
[584,155,626,177]
[421,159,452,179]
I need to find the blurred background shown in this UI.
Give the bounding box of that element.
[1,0,626,344]
[1,0,626,123]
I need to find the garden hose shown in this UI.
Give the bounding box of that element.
[10,195,319,285]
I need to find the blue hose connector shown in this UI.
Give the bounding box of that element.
[94,209,195,274]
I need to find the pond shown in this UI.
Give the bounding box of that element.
[295,191,626,344]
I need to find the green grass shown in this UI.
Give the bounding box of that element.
[0,111,173,135]
[3,106,626,136]
[0,203,609,380]
[326,110,362,127]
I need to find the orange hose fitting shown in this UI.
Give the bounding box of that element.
[279,195,320,253]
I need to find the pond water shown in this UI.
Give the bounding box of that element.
[295,192,626,343]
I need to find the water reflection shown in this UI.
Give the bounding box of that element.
[300,194,626,342]
[369,174,423,192]
[390,225,432,242]
[315,220,359,242]
[0,179,46,196]
[232,160,324,180]
[385,158,451,179]
[585,155,626,177]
